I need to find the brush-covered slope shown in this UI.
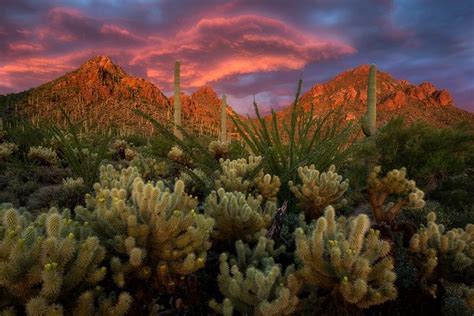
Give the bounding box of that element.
[0,56,172,134]
[0,56,240,137]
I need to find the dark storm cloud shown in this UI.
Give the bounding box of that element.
[0,0,472,112]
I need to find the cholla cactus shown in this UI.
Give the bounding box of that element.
[208,140,230,160]
[367,166,425,225]
[215,156,279,201]
[0,142,18,161]
[215,156,262,193]
[0,207,130,315]
[210,237,301,315]
[295,206,397,309]
[289,165,348,218]
[409,212,473,290]
[167,145,193,167]
[204,188,276,242]
[75,165,214,292]
[129,154,168,180]
[62,177,85,191]
[27,146,59,166]
[254,171,281,202]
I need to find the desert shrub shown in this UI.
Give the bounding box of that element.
[368,117,474,194]
[289,164,349,219]
[0,142,18,161]
[48,108,111,188]
[74,165,214,295]
[209,237,301,315]
[409,212,473,297]
[204,188,276,244]
[135,110,223,197]
[231,79,356,204]
[0,206,131,315]
[0,166,70,209]
[366,166,425,226]
[2,119,53,157]
[295,206,397,309]
[27,146,59,166]
[430,168,474,213]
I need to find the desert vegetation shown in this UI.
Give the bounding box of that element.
[0,63,473,316]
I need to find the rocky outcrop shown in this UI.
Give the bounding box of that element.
[288,64,470,127]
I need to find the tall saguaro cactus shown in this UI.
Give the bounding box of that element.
[362,64,377,137]
[220,94,227,142]
[173,60,183,140]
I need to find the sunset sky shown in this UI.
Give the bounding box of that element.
[1,0,473,113]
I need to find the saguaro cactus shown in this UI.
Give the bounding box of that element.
[362,64,377,137]
[220,94,227,142]
[173,61,183,140]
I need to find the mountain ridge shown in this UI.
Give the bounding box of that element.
[1,57,472,136]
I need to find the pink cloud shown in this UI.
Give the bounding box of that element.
[8,42,44,52]
[133,15,355,90]
[0,10,356,112]
[100,24,144,42]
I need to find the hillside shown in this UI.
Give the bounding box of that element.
[280,65,474,127]
[1,58,472,138]
[0,56,238,137]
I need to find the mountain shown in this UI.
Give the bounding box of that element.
[0,56,241,137]
[0,56,174,135]
[1,58,472,138]
[281,65,474,127]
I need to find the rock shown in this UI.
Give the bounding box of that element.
[436,89,453,106]
[393,91,406,107]
[419,82,436,95]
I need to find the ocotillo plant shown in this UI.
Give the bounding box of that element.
[362,64,377,137]
[174,60,183,140]
[220,94,227,142]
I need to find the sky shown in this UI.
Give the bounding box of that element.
[0,0,473,114]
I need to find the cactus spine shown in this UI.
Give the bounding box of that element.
[220,94,227,142]
[362,64,377,137]
[173,60,183,140]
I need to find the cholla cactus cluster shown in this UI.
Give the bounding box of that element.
[215,156,281,201]
[62,177,85,191]
[129,154,167,180]
[215,156,262,192]
[27,146,59,166]
[167,145,193,167]
[254,171,281,202]
[210,237,300,315]
[204,188,276,242]
[289,165,349,218]
[0,142,18,161]
[367,166,425,225]
[409,212,473,284]
[208,140,230,160]
[0,207,131,315]
[295,206,397,308]
[75,165,214,291]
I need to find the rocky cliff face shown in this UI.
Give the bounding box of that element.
[287,65,472,127]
